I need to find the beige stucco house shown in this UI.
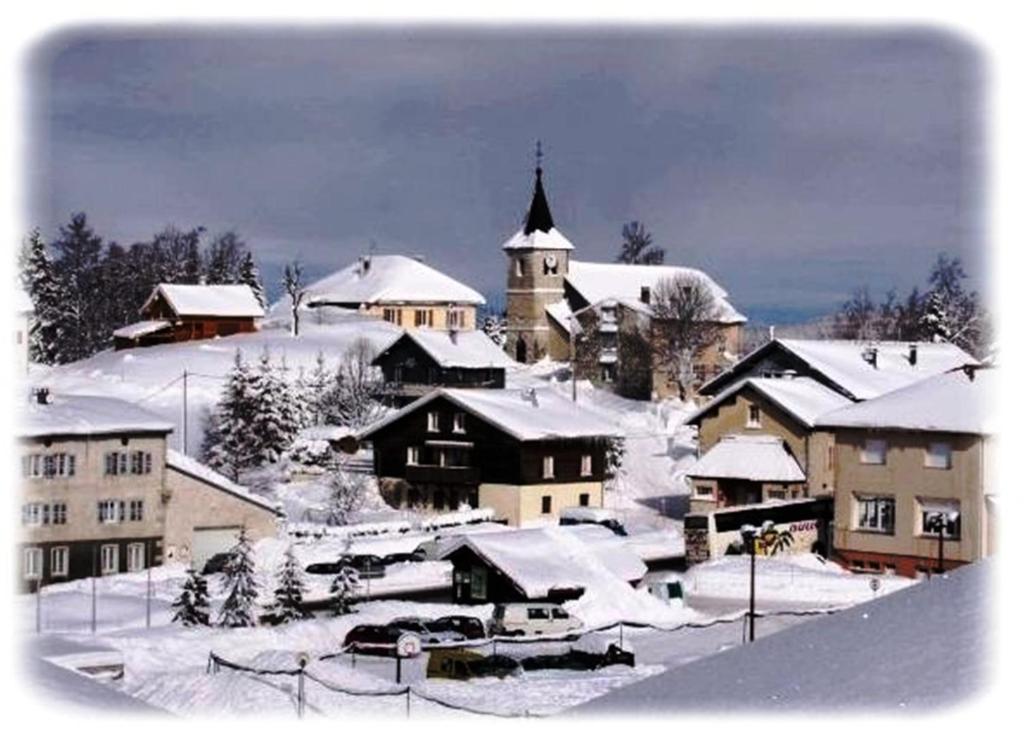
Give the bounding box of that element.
[18,391,280,588]
[817,365,995,577]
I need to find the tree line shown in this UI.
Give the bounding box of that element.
[19,213,267,365]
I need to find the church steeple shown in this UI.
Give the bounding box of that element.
[524,141,555,235]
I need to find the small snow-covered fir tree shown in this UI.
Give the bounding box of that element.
[203,349,261,480]
[921,290,951,343]
[330,566,361,615]
[171,568,211,627]
[239,251,267,309]
[18,229,62,365]
[326,470,369,526]
[305,351,333,427]
[481,313,507,349]
[265,546,308,624]
[249,348,301,465]
[218,526,259,628]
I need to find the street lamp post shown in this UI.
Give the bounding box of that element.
[740,524,757,643]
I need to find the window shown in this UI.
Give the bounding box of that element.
[515,258,525,277]
[127,543,146,572]
[446,310,465,329]
[580,455,592,477]
[453,412,466,434]
[767,488,787,500]
[639,286,651,304]
[406,446,420,465]
[129,500,144,522]
[694,485,714,499]
[427,411,440,432]
[746,404,762,428]
[51,547,69,577]
[920,500,961,540]
[22,503,44,526]
[105,451,130,476]
[100,544,119,575]
[470,566,487,600]
[22,454,41,478]
[860,439,887,465]
[579,493,590,507]
[543,258,558,276]
[542,456,555,479]
[382,308,402,325]
[98,500,124,524]
[131,451,153,475]
[600,365,615,383]
[924,443,952,470]
[52,502,67,525]
[43,454,57,478]
[856,495,895,534]
[414,309,433,327]
[541,495,552,514]
[528,607,549,620]
[24,548,43,580]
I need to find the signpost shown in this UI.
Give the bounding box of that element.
[394,633,422,684]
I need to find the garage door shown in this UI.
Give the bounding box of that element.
[192,526,241,570]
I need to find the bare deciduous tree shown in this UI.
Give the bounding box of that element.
[650,274,723,398]
[616,221,665,265]
[282,260,306,337]
[326,470,369,526]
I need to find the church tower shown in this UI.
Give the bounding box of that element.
[503,145,575,363]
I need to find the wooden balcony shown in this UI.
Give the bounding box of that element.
[405,464,480,485]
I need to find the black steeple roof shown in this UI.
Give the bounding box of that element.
[523,142,555,234]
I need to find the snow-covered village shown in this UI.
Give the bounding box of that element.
[9,22,1003,724]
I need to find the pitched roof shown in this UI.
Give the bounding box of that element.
[359,387,620,442]
[502,165,576,252]
[143,284,265,319]
[686,376,852,428]
[565,260,746,323]
[19,393,174,438]
[686,434,807,482]
[524,166,555,234]
[165,449,282,515]
[437,526,646,599]
[112,320,171,340]
[701,338,976,400]
[373,329,517,369]
[301,254,485,307]
[816,365,995,435]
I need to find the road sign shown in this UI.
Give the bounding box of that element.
[396,633,422,658]
[870,577,881,593]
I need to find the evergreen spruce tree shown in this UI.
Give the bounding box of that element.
[50,213,106,362]
[219,526,259,628]
[18,229,62,365]
[330,566,361,615]
[239,251,267,309]
[203,349,260,480]
[305,351,332,427]
[249,348,300,465]
[481,313,507,349]
[265,547,308,624]
[171,568,211,626]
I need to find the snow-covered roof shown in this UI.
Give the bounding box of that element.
[373,329,517,369]
[686,434,806,482]
[687,376,853,428]
[545,299,573,334]
[14,286,34,315]
[438,527,646,599]
[360,387,621,442]
[19,393,175,438]
[577,559,988,712]
[165,449,281,515]
[299,255,484,308]
[817,365,995,435]
[143,284,265,319]
[702,339,976,401]
[112,320,171,340]
[502,226,577,251]
[566,260,746,324]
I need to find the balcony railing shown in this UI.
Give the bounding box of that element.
[405,465,480,485]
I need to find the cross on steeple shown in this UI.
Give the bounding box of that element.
[535,140,543,173]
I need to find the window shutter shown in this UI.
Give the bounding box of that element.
[97,502,104,523]
[119,501,126,521]
[43,504,50,526]
[68,455,76,477]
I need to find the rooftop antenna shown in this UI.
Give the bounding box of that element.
[535,139,543,173]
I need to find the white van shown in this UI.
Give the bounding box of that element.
[490,603,584,636]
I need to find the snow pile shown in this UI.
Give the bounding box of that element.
[681,552,917,610]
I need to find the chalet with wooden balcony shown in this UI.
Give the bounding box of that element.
[359,387,620,526]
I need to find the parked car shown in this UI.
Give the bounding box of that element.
[558,506,628,536]
[342,624,402,656]
[520,643,635,672]
[388,617,466,645]
[489,603,584,636]
[305,554,386,579]
[200,551,233,576]
[426,648,520,680]
[381,551,421,566]
[431,615,488,640]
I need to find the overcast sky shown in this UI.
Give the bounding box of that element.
[26,26,983,323]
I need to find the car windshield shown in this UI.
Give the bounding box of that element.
[552,608,569,619]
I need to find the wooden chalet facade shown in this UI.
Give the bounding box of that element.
[114,284,264,350]
[371,329,514,406]
[359,387,618,526]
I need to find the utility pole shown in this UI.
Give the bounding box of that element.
[181,369,189,454]
[91,544,97,634]
[145,542,152,629]
[570,321,577,403]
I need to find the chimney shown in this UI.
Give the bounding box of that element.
[862,347,878,369]
[32,387,51,405]
[359,255,372,275]
[769,325,775,341]
[908,343,918,366]
[965,365,976,381]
